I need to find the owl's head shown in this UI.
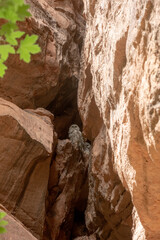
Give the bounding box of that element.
[68,124,80,133]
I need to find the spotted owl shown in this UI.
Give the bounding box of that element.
[68,124,83,150]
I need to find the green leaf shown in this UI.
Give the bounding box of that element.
[0,11,5,19]
[0,211,8,233]
[17,5,31,20]
[0,62,7,77]
[5,31,25,45]
[0,22,17,36]
[0,45,15,61]
[3,8,19,22]
[14,0,24,7]
[0,226,6,234]
[12,31,25,38]
[20,50,31,63]
[0,0,24,9]
[17,34,41,63]
[0,220,8,226]
[0,212,6,219]
[0,0,30,22]
[0,0,41,77]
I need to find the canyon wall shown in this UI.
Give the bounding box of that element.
[78,0,160,239]
[0,0,85,239]
[0,0,160,240]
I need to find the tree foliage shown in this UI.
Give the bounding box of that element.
[0,212,8,234]
[0,0,41,77]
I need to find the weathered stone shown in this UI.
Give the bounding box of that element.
[78,0,160,239]
[0,206,37,240]
[73,235,96,240]
[0,0,85,109]
[0,98,57,239]
[44,129,90,240]
[0,0,159,239]
[85,127,133,240]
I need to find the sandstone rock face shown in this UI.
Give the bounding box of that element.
[86,127,133,240]
[0,0,85,238]
[73,235,96,240]
[44,125,90,240]
[0,0,85,109]
[0,0,159,239]
[78,0,160,239]
[0,98,57,239]
[0,206,37,240]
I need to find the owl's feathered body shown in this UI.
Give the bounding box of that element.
[68,124,83,150]
[68,124,91,162]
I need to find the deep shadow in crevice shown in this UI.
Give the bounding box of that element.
[47,76,82,139]
[70,209,88,239]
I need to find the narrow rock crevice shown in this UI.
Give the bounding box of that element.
[0,1,159,240]
[43,128,91,240]
[46,76,82,139]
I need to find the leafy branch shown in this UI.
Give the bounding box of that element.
[0,212,8,234]
[0,0,41,77]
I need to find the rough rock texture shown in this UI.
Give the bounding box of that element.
[73,235,96,240]
[0,98,57,239]
[78,0,160,239]
[43,125,91,240]
[0,0,159,239]
[85,126,133,240]
[0,0,85,239]
[0,206,37,240]
[0,0,85,110]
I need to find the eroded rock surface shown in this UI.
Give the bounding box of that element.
[86,126,133,240]
[0,0,85,239]
[0,0,159,239]
[0,98,57,239]
[43,125,90,240]
[73,235,96,240]
[0,0,85,110]
[0,206,37,240]
[78,0,160,239]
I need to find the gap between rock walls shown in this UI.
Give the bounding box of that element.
[41,0,160,239]
[0,0,88,239]
[0,0,159,240]
[40,0,90,239]
[44,68,90,240]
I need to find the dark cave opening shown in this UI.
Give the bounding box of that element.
[47,76,82,139]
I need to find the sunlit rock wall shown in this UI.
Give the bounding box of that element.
[78,0,160,239]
